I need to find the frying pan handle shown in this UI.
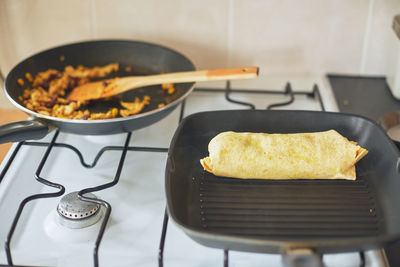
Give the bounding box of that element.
[282,248,323,267]
[0,120,50,144]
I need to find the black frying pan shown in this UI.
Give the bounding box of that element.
[0,40,195,144]
[166,110,400,264]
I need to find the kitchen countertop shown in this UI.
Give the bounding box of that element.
[0,108,28,163]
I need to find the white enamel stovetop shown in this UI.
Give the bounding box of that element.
[0,79,388,267]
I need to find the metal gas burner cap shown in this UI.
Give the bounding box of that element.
[57,192,103,229]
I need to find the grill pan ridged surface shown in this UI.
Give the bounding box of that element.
[166,110,400,254]
[199,173,381,239]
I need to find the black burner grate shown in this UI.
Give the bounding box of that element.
[0,81,356,267]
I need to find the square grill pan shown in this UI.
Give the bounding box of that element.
[165,110,400,254]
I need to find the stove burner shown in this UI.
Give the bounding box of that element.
[57,191,103,229]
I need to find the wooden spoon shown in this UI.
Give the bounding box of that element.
[67,66,259,101]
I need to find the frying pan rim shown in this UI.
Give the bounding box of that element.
[4,39,196,124]
[165,109,400,251]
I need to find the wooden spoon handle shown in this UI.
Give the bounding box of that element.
[119,66,259,88]
[68,66,259,101]
[206,66,259,80]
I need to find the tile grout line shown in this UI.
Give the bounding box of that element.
[90,0,98,39]
[227,0,234,67]
[360,0,375,74]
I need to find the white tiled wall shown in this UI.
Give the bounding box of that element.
[362,0,400,75]
[0,0,399,104]
[94,0,230,69]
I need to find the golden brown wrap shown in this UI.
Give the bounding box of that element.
[200,130,368,180]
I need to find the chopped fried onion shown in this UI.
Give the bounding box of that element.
[19,63,174,120]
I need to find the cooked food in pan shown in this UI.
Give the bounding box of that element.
[18,63,175,120]
[200,130,368,180]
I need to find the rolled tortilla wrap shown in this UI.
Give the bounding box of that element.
[200,130,368,180]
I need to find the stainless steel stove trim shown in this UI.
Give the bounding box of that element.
[320,76,340,112]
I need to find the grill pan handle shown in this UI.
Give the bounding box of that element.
[282,248,323,267]
[0,120,51,144]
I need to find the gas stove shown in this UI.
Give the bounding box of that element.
[0,80,388,267]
